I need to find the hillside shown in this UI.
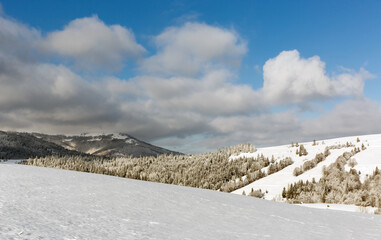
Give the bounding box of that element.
[0,131,83,159]
[1,163,380,239]
[33,132,181,157]
[231,134,381,203]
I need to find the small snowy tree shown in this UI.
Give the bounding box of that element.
[348,158,358,168]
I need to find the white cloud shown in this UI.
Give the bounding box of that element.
[132,70,261,116]
[183,99,381,153]
[43,15,145,71]
[262,50,372,105]
[141,22,247,76]
[0,16,41,61]
[129,22,256,119]
[0,15,123,133]
[0,55,119,123]
[302,99,381,139]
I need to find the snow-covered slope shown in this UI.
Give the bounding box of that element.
[348,136,381,181]
[296,203,378,214]
[232,134,381,200]
[0,164,380,240]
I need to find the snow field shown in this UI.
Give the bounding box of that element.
[1,164,381,240]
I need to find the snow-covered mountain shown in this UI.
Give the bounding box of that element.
[33,132,181,158]
[230,134,381,202]
[0,130,179,159]
[1,163,380,240]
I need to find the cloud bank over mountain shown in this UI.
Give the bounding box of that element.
[0,12,379,153]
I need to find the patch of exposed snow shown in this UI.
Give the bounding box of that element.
[125,138,136,144]
[86,148,102,155]
[112,133,128,140]
[79,132,105,137]
[89,137,102,141]
[0,159,25,164]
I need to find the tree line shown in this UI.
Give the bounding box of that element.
[25,143,292,193]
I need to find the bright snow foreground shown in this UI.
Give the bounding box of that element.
[1,164,380,240]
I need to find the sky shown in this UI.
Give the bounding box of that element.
[1,0,381,153]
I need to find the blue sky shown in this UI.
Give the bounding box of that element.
[1,0,381,153]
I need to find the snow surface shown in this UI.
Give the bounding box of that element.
[112,133,129,140]
[349,136,381,181]
[125,138,137,144]
[232,134,381,200]
[79,132,129,140]
[297,204,378,214]
[0,159,24,164]
[86,147,102,154]
[1,164,380,240]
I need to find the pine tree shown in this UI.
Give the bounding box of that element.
[361,143,366,150]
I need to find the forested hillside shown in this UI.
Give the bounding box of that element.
[33,133,181,157]
[0,131,82,159]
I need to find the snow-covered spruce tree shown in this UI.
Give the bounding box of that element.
[248,188,263,198]
[298,144,308,157]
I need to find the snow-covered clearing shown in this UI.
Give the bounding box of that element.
[86,147,102,154]
[232,134,381,200]
[297,203,379,214]
[0,159,24,164]
[1,164,380,239]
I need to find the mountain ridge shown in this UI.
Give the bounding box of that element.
[0,130,180,159]
[0,130,84,159]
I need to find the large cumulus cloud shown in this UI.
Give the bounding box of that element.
[0,15,123,133]
[141,22,247,76]
[262,50,372,105]
[42,15,145,71]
